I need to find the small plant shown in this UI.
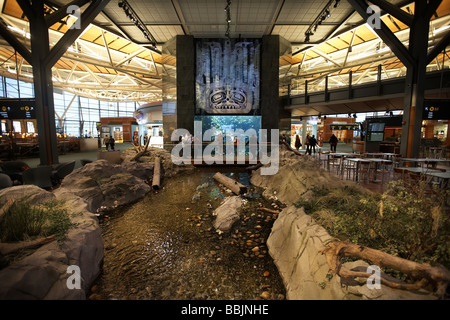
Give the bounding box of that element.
[295,180,450,273]
[0,200,74,245]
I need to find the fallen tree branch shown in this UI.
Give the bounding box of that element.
[213,172,247,195]
[0,235,56,255]
[257,207,281,214]
[130,135,151,162]
[152,157,161,190]
[282,141,302,156]
[246,163,263,171]
[321,241,450,296]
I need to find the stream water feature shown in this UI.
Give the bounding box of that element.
[92,167,286,300]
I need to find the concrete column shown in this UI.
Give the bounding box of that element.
[176,35,195,135]
[261,35,280,140]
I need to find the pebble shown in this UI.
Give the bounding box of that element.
[89,293,102,300]
[260,291,271,300]
[251,246,259,252]
[263,271,270,277]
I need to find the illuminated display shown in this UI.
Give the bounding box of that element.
[0,99,36,119]
[195,38,260,115]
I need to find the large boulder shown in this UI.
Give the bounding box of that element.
[213,196,243,232]
[56,159,152,212]
[0,185,56,218]
[251,153,353,205]
[267,205,436,300]
[121,146,194,178]
[0,186,103,300]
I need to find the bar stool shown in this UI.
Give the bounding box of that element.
[358,160,372,183]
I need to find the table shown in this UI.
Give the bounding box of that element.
[400,158,450,168]
[322,152,357,171]
[343,158,392,182]
[363,153,396,160]
[424,171,450,189]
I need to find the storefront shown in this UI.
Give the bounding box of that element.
[133,102,164,148]
[100,117,137,144]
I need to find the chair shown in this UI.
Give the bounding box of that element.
[0,160,30,183]
[0,173,13,190]
[393,167,407,181]
[357,160,372,183]
[22,166,54,189]
[343,161,357,181]
[53,161,76,183]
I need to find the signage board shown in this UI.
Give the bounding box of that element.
[0,99,36,119]
[423,99,450,120]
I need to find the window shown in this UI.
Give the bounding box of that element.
[27,121,35,133]
[12,121,22,133]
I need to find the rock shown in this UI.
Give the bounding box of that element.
[213,196,243,232]
[267,205,437,300]
[0,181,104,300]
[56,160,152,212]
[0,185,56,219]
[261,291,271,299]
[263,271,270,277]
[250,145,355,205]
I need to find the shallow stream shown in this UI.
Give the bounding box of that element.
[92,167,286,300]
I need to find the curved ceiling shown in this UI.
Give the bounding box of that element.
[0,0,449,105]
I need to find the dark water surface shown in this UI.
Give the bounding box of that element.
[92,167,286,300]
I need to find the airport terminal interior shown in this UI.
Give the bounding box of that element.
[0,0,449,303]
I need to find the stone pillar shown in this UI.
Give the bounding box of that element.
[261,35,280,140]
[176,35,195,135]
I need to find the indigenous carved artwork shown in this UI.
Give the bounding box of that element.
[195,38,260,115]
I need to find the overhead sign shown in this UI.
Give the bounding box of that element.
[0,99,36,119]
[423,99,450,120]
[330,124,359,130]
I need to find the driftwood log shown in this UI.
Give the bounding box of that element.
[257,207,281,215]
[213,172,247,195]
[246,163,263,171]
[130,135,151,162]
[282,140,302,156]
[0,235,56,256]
[321,241,450,296]
[152,157,161,190]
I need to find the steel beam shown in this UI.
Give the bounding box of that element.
[45,0,110,68]
[348,0,414,68]
[368,0,413,26]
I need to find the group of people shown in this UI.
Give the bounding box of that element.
[103,135,115,151]
[287,133,339,155]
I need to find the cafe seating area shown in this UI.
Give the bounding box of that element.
[318,150,450,193]
[0,159,77,190]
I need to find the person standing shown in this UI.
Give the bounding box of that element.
[109,136,115,150]
[308,135,317,155]
[294,134,302,151]
[104,135,110,150]
[329,134,338,152]
[305,134,311,155]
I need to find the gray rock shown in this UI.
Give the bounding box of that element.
[267,205,437,300]
[57,160,152,212]
[213,196,243,232]
[0,185,56,218]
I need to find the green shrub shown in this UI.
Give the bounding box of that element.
[294,181,450,270]
[0,200,73,244]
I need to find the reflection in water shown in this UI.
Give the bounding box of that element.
[94,167,285,300]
